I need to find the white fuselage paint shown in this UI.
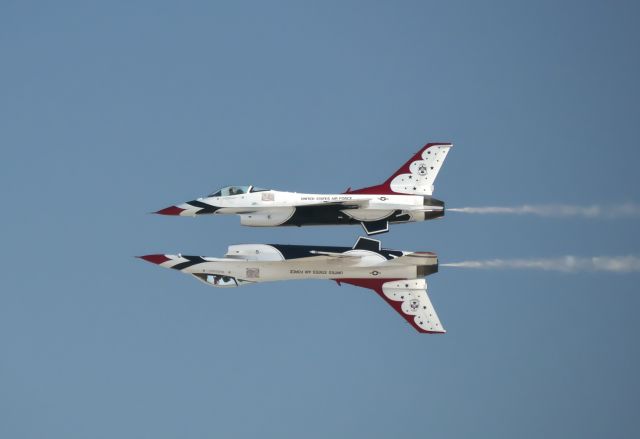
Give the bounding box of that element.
[158,246,437,286]
[177,190,440,225]
[142,245,443,333]
[186,258,418,284]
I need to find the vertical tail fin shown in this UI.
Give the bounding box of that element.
[336,278,445,333]
[347,142,452,195]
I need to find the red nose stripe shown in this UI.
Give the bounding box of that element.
[138,254,170,265]
[155,206,185,216]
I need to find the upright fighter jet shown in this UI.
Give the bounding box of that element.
[138,237,444,333]
[156,142,452,235]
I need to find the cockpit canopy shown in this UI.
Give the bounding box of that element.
[208,185,269,197]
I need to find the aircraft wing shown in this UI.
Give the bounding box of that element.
[337,278,445,333]
[222,200,437,215]
[309,250,361,258]
[300,200,367,209]
[219,201,366,215]
[291,252,363,263]
[357,202,427,211]
[309,200,434,211]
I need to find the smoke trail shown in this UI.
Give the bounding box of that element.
[442,256,640,273]
[448,203,640,219]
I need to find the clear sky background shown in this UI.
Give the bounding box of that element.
[2,1,639,438]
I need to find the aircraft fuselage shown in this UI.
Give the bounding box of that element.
[139,238,443,333]
[159,190,444,235]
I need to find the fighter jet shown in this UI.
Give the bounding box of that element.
[138,237,445,333]
[155,142,452,235]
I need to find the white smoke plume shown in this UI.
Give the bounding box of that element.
[448,203,640,219]
[441,256,640,273]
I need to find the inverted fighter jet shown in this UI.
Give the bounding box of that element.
[138,237,444,333]
[156,142,452,235]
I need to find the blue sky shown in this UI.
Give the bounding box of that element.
[1,1,639,437]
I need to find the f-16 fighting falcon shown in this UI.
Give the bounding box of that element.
[155,142,452,235]
[138,237,445,333]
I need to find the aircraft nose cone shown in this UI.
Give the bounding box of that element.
[155,205,185,216]
[137,254,170,265]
